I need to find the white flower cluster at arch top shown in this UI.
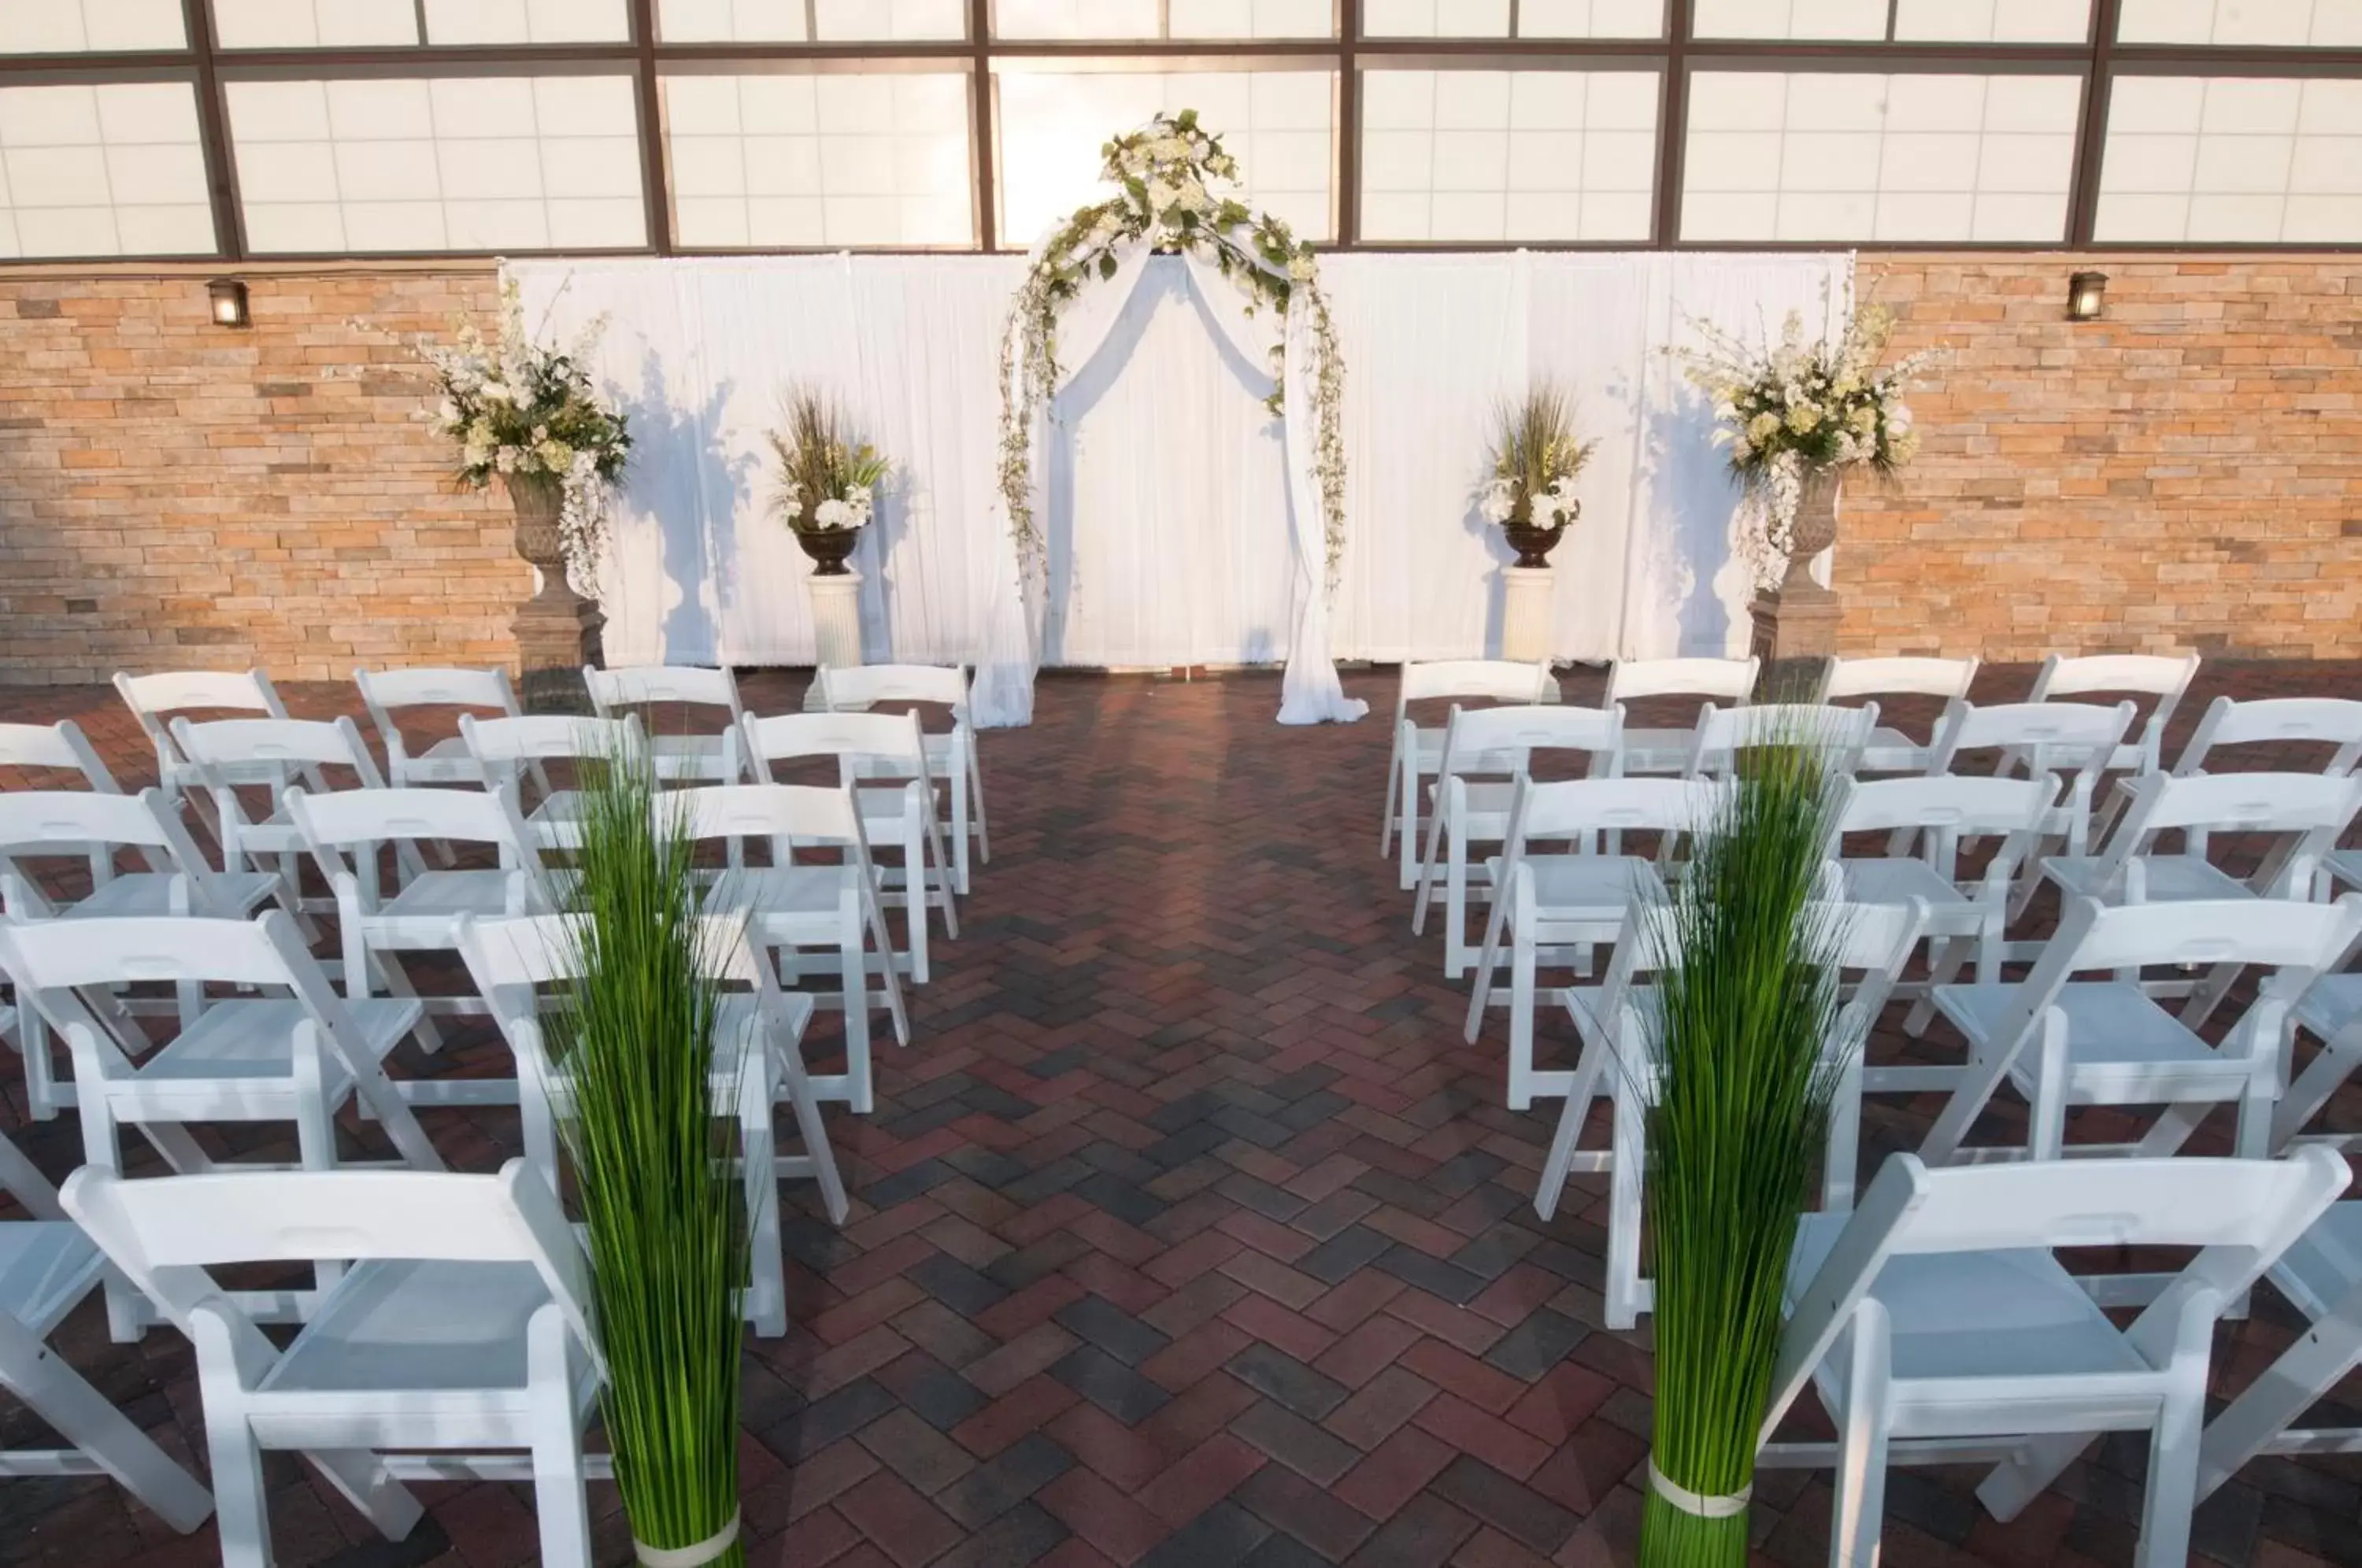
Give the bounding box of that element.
[995,109,1349,589]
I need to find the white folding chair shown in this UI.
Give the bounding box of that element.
[458,911,846,1338]
[1816,656,1980,773]
[1681,701,1877,780]
[1603,656,1759,776]
[287,786,544,1080]
[2196,1199,2362,1500]
[64,1159,603,1568]
[0,789,283,1120]
[2027,652,2201,775]
[355,666,537,788]
[2043,771,2362,908]
[113,669,289,804]
[1756,1148,2346,1568]
[1921,894,2362,1174]
[817,664,992,896]
[170,716,398,925]
[585,664,748,786]
[676,783,911,1115]
[0,1124,213,1533]
[1827,775,2060,1074]
[1380,659,1553,891]
[459,713,644,852]
[1534,897,1927,1329]
[1464,776,1726,1109]
[0,912,445,1339]
[1412,702,1621,979]
[1925,699,2137,885]
[742,712,957,985]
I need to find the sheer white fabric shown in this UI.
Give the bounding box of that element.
[509,250,1847,727]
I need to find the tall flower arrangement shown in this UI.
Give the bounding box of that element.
[768,389,890,534]
[1679,297,1930,589]
[996,109,1348,585]
[420,277,631,597]
[1479,384,1597,534]
[1638,734,1846,1568]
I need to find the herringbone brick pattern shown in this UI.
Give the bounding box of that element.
[2,662,2360,1568]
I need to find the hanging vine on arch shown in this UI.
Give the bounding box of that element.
[995,109,1349,590]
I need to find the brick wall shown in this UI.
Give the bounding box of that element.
[0,267,513,682]
[0,256,2353,683]
[1848,254,2362,660]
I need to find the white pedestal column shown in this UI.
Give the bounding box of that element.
[1501,566,1555,664]
[804,571,864,711]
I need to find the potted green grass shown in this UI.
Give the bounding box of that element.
[1638,736,1845,1568]
[552,741,750,1568]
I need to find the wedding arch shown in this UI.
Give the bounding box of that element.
[969,111,1368,728]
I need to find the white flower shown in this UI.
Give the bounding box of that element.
[494,446,520,474]
[1287,254,1316,282]
[1150,136,1189,161]
[813,497,855,531]
[1177,180,1210,214]
[1479,479,1516,525]
[1146,179,1180,215]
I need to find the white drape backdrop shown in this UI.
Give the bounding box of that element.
[510,251,1848,704]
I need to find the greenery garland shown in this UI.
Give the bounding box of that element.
[995,110,1349,588]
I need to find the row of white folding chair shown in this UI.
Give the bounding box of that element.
[457,910,847,1339]
[1532,896,1930,1329]
[1757,1145,2344,1568]
[0,1122,214,1537]
[816,663,992,896]
[1383,659,1557,889]
[64,1159,602,1567]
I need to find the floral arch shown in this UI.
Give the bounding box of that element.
[969,112,1367,728]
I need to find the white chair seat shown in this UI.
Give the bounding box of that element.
[2271,1200,2362,1320]
[376,870,520,926]
[2322,849,2362,895]
[1496,853,1668,919]
[261,1259,553,1394]
[710,866,851,920]
[134,997,420,1084]
[1788,1214,2149,1385]
[0,1220,102,1335]
[1617,727,1692,775]
[68,870,279,919]
[650,734,733,781]
[1841,858,1970,916]
[2045,854,2253,904]
[399,736,483,786]
[1856,726,1933,775]
[714,992,816,1052]
[1936,980,2242,1091]
[2295,972,2362,1043]
[525,793,587,848]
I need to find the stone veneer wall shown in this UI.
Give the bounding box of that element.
[0,255,2353,682]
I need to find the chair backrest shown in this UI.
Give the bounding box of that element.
[672,782,865,849]
[1817,656,1979,704]
[585,664,746,717]
[1690,703,1875,764]
[1597,895,1925,1023]
[2030,653,2201,769]
[741,711,927,774]
[171,715,377,778]
[61,1159,600,1381]
[286,786,539,912]
[2173,697,2362,778]
[1762,1146,2349,1444]
[2023,895,2362,1023]
[1509,776,1727,846]
[1395,659,1552,716]
[0,720,119,792]
[460,712,643,767]
[819,664,971,715]
[1433,702,1620,780]
[1833,775,2059,840]
[0,908,329,997]
[1605,656,1759,706]
[114,669,285,777]
[355,666,519,716]
[2118,770,2362,840]
[1928,700,2135,778]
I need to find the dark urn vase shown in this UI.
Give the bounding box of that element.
[792,526,862,577]
[1501,494,1578,569]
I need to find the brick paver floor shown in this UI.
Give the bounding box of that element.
[5,660,2362,1568]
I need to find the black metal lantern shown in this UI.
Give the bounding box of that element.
[2067,270,2107,323]
[206,277,250,328]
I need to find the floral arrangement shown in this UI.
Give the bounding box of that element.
[996,109,1348,585]
[420,276,631,597]
[768,389,889,533]
[1479,384,1597,532]
[1679,294,1931,587]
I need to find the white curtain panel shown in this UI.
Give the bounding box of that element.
[509,250,1847,710]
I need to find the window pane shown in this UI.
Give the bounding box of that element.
[1894,0,2090,42]
[1681,70,2081,242]
[226,74,646,253]
[1167,0,1336,36]
[994,0,1335,36]
[0,0,186,53]
[1360,68,1659,242]
[2120,0,2362,46]
[422,0,632,43]
[1366,0,1667,36]
[657,0,809,41]
[2097,76,2362,242]
[994,66,1336,245]
[816,0,967,39]
[0,82,215,257]
[995,0,1161,38]
[1691,0,1887,39]
[212,0,418,48]
[662,71,974,247]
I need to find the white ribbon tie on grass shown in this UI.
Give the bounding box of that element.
[635,1511,742,1568]
[1647,1457,1753,1519]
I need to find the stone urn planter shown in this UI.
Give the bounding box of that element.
[505,472,603,713]
[1749,466,1842,674]
[1501,497,1577,570]
[788,519,867,709]
[790,525,862,577]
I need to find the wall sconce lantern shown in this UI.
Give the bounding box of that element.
[206,277,250,328]
[2067,270,2108,322]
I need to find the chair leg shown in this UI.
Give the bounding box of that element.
[1398,762,1422,893]
[1534,1035,1612,1222]
[968,750,990,867]
[0,1312,212,1533]
[1506,930,1538,1111]
[840,934,874,1116]
[1443,818,1472,979]
[779,1039,850,1226]
[2197,1304,2362,1503]
[903,820,931,985]
[201,1406,272,1567]
[368,949,442,1054]
[1830,1306,1894,1568]
[1604,1080,1647,1332]
[526,1370,594,1568]
[2134,1391,2204,1568]
[1464,899,1513,1045]
[740,1079,785,1338]
[1380,749,1400,860]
